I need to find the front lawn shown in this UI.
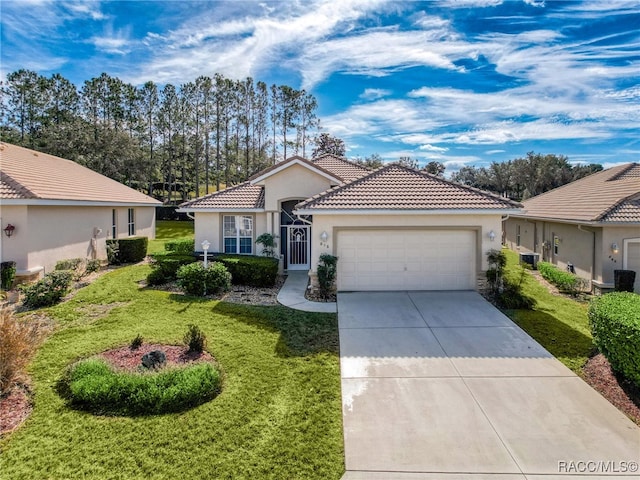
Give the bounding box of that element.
[502,249,593,374]
[0,265,343,479]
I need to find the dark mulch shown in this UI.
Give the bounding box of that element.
[0,385,32,436]
[583,353,640,425]
[98,343,215,372]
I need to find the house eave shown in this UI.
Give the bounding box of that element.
[0,198,161,207]
[176,207,265,213]
[508,213,640,226]
[249,158,342,185]
[293,208,523,216]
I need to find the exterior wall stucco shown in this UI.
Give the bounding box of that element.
[261,164,333,211]
[309,213,502,275]
[0,205,29,270]
[0,205,155,274]
[505,217,640,289]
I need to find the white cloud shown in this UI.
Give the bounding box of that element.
[359,88,392,100]
[419,144,449,152]
[90,25,133,55]
[485,149,506,155]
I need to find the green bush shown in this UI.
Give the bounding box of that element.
[106,240,120,265]
[20,270,73,308]
[150,252,195,279]
[85,259,101,275]
[165,239,195,255]
[107,237,148,264]
[130,334,144,350]
[537,261,585,295]
[55,258,84,271]
[317,253,338,299]
[59,358,222,416]
[589,292,640,387]
[184,324,207,353]
[215,254,278,287]
[1,261,16,290]
[146,268,168,286]
[177,262,231,296]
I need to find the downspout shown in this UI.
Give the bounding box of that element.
[186,212,195,220]
[578,224,596,291]
[501,214,510,245]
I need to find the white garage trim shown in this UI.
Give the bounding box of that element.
[336,227,480,291]
[623,237,640,293]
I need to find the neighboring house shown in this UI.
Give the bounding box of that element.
[504,163,640,294]
[0,142,161,279]
[179,154,521,291]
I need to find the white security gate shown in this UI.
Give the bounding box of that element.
[337,229,476,291]
[287,225,310,270]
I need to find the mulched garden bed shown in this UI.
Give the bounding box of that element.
[0,386,32,436]
[583,353,640,425]
[98,343,215,372]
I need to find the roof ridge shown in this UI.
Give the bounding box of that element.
[179,181,254,207]
[606,162,639,181]
[596,190,640,221]
[248,155,345,183]
[311,153,371,172]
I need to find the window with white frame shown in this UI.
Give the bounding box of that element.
[223,215,253,254]
[111,209,117,238]
[128,208,135,236]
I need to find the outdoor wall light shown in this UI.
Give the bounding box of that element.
[488,230,496,242]
[320,231,329,243]
[611,243,619,254]
[201,240,211,267]
[3,224,15,237]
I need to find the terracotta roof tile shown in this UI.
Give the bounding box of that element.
[0,142,160,205]
[311,154,370,182]
[179,182,264,210]
[520,163,640,222]
[296,164,521,211]
[601,195,640,223]
[249,155,342,183]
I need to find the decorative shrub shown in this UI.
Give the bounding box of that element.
[485,249,534,310]
[130,334,144,350]
[215,254,278,287]
[485,249,506,295]
[589,292,640,387]
[165,239,195,255]
[0,308,45,395]
[176,262,231,296]
[317,254,338,299]
[55,258,84,271]
[149,252,195,281]
[255,233,278,258]
[117,237,148,263]
[59,358,222,416]
[106,240,120,265]
[184,324,207,353]
[146,268,168,286]
[1,261,16,290]
[20,270,73,308]
[85,259,102,275]
[538,261,585,295]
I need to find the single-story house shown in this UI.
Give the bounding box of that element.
[178,154,521,291]
[0,142,161,279]
[504,163,640,293]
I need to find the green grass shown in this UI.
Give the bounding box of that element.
[1,266,343,479]
[502,249,594,373]
[148,220,194,254]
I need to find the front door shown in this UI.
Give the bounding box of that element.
[287,225,310,270]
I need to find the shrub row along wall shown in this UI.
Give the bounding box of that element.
[214,254,278,288]
[589,292,640,388]
[107,237,148,264]
[537,261,585,295]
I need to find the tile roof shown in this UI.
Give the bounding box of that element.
[0,142,160,205]
[310,154,370,182]
[249,155,342,183]
[296,164,521,211]
[519,163,640,223]
[179,181,265,210]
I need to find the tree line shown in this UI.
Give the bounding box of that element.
[0,70,319,202]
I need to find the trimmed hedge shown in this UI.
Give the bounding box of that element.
[148,252,196,283]
[107,237,148,264]
[215,254,278,287]
[588,292,640,387]
[1,261,16,290]
[165,239,195,255]
[537,261,584,295]
[59,358,222,416]
[177,262,232,296]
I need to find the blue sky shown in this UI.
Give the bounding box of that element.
[2,0,639,172]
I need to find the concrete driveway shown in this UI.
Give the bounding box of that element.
[338,291,640,479]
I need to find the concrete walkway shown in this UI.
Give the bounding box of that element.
[338,291,640,479]
[276,271,337,313]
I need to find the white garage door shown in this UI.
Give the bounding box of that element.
[337,229,476,291]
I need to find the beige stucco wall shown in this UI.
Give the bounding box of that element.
[194,212,268,256]
[0,205,155,275]
[260,164,334,212]
[505,217,640,289]
[310,213,503,275]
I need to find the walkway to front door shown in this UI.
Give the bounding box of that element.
[338,291,640,479]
